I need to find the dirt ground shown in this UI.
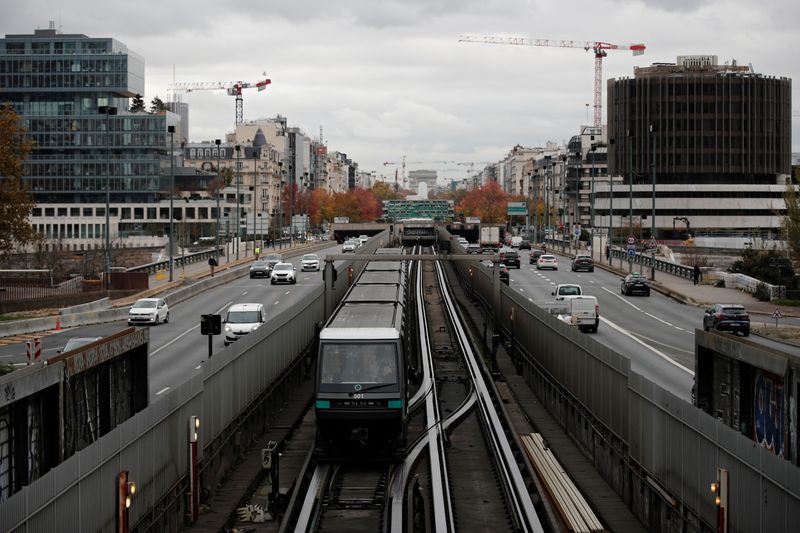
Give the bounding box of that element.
[751,323,800,346]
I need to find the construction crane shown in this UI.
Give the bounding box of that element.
[459,35,645,127]
[170,77,271,127]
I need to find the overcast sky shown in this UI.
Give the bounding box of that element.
[3,0,798,183]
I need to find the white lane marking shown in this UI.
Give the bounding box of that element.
[601,317,694,375]
[519,288,524,292]
[645,312,674,327]
[601,286,643,312]
[528,298,533,302]
[242,291,248,296]
[156,387,170,395]
[285,291,291,295]
[626,330,694,355]
[151,324,200,357]
[195,364,202,370]
[274,301,280,305]
[588,280,596,284]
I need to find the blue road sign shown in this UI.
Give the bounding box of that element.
[627,248,636,258]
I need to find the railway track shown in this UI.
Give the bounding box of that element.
[236,246,558,532]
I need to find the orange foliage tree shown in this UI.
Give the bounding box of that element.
[455,181,508,223]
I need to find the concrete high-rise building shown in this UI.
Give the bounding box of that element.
[0,25,176,250]
[605,55,793,237]
[166,100,189,144]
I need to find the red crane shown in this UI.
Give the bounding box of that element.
[170,78,272,126]
[459,35,645,126]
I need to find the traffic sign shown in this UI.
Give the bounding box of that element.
[627,235,636,245]
[627,248,636,258]
[772,308,783,319]
[574,225,581,238]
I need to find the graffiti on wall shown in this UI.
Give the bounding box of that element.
[754,372,784,458]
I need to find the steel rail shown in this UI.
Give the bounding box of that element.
[434,256,546,533]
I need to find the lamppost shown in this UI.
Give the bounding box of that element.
[214,139,221,261]
[223,213,230,263]
[627,130,633,272]
[650,124,657,281]
[589,144,597,259]
[257,212,263,251]
[609,144,614,265]
[278,163,285,250]
[576,147,582,254]
[168,125,175,282]
[234,144,241,260]
[525,172,532,239]
[98,105,117,291]
[303,171,309,242]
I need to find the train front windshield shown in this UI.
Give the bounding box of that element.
[319,343,399,390]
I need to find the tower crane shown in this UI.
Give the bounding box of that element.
[170,77,271,127]
[459,35,645,127]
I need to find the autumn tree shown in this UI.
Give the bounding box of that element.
[370,180,402,201]
[0,103,37,258]
[456,180,508,223]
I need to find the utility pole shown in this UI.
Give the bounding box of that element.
[168,125,175,282]
[590,145,596,258]
[650,124,657,281]
[627,130,633,272]
[98,105,117,291]
[215,139,221,262]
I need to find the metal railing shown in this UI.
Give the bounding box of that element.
[127,247,223,274]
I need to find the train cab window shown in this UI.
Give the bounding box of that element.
[320,343,398,386]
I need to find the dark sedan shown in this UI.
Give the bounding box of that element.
[703,304,750,336]
[249,260,270,278]
[529,249,545,264]
[620,273,650,296]
[571,254,594,272]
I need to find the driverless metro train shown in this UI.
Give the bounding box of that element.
[399,217,436,246]
[314,248,415,459]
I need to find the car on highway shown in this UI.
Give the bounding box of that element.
[128,298,169,326]
[703,304,750,336]
[270,262,297,284]
[301,254,320,271]
[529,249,545,264]
[466,243,482,254]
[359,234,369,245]
[620,273,650,296]
[224,303,266,346]
[499,247,520,268]
[58,336,102,354]
[342,239,357,253]
[571,254,594,272]
[249,259,270,278]
[264,253,282,274]
[536,254,558,270]
[518,239,531,250]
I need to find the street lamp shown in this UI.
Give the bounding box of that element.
[608,140,614,265]
[589,144,597,259]
[257,212,263,251]
[235,144,241,260]
[627,129,633,272]
[303,171,309,242]
[168,125,175,282]
[650,124,657,281]
[214,139,221,261]
[278,162,285,250]
[98,105,117,291]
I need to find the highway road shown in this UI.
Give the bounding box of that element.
[2,244,799,405]
[0,245,343,400]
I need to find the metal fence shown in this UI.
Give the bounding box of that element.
[453,241,800,532]
[0,231,388,532]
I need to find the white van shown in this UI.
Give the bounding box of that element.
[224,303,266,346]
[557,295,599,333]
[511,236,523,248]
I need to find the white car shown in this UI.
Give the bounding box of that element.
[301,254,320,271]
[359,234,369,245]
[342,240,357,253]
[536,254,558,270]
[270,262,297,284]
[128,298,169,326]
[224,303,265,346]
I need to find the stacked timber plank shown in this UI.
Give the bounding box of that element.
[520,433,605,533]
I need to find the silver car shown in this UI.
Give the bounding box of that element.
[128,298,169,325]
[301,254,320,271]
[270,263,297,284]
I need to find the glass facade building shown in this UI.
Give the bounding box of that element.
[382,200,454,222]
[0,28,170,241]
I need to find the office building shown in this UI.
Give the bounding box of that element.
[0,25,174,251]
[605,55,792,237]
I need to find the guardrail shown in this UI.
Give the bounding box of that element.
[608,247,694,280]
[127,247,224,275]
